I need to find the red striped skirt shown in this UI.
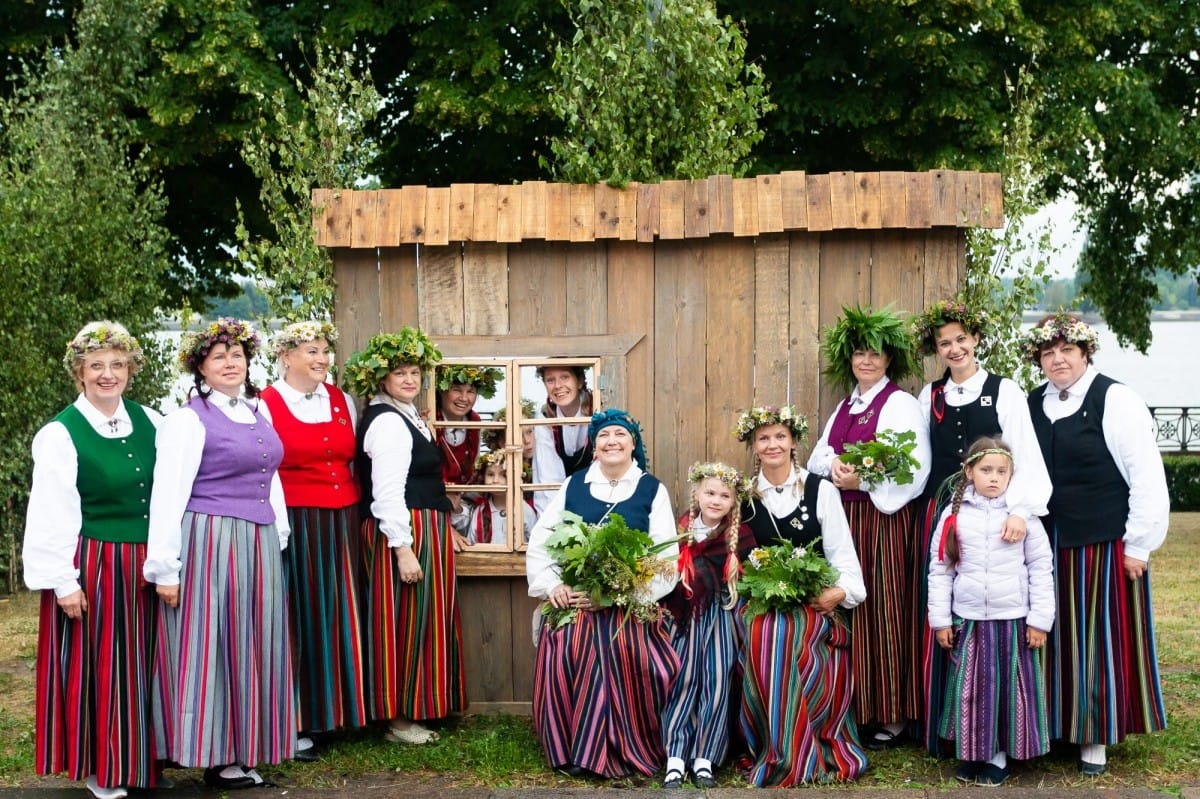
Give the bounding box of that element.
[34,537,159,788]
[532,608,679,777]
[361,509,466,722]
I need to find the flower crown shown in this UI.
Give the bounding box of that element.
[820,305,921,391]
[63,322,144,374]
[437,364,505,399]
[910,298,989,356]
[687,461,754,501]
[272,320,338,354]
[474,451,507,472]
[341,327,442,397]
[733,405,809,444]
[1021,312,1100,364]
[177,318,261,373]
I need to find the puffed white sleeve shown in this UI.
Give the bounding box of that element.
[996,377,1051,520]
[806,408,842,477]
[269,471,290,547]
[926,505,956,630]
[526,480,570,599]
[22,422,84,596]
[531,425,566,515]
[144,408,204,586]
[815,478,866,608]
[362,411,415,549]
[1102,383,1170,561]
[645,480,679,601]
[867,391,931,513]
[1023,516,1055,633]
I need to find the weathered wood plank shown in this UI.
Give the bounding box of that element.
[398,185,427,244]
[788,233,822,462]
[496,184,522,243]
[704,236,756,463]
[707,174,734,234]
[805,173,833,232]
[829,171,857,229]
[374,190,403,246]
[854,171,882,229]
[879,172,908,228]
[332,248,380,363]
[545,183,571,241]
[520,181,548,240]
[565,243,608,335]
[684,179,710,239]
[312,188,351,247]
[458,579,515,703]
[732,178,758,237]
[449,184,475,242]
[569,183,595,242]
[594,183,622,239]
[870,231,924,326]
[658,179,687,240]
[780,171,808,230]
[617,183,639,240]
[606,241,655,424]
[752,234,791,406]
[906,172,932,228]
[472,183,499,243]
[424,187,451,246]
[507,241,567,336]
[756,174,784,233]
[419,245,465,336]
[350,189,380,248]
[636,183,659,243]
[930,169,957,227]
[378,248,418,333]
[956,170,981,227]
[980,172,1004,229]
[463,242,509,336]
[818,232,872,420]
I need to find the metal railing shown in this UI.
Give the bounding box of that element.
[1149,407,1199,453]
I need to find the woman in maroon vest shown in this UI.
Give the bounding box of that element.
[1024,313,1169,776]
[434,363,504,545]
[24,321,163,799]
[806,306,930,749]
[343,328,466,745]
[260,322,366,759]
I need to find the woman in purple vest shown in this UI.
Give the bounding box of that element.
[24,321,163,799]
[806,306,930,749]
[910,298,1051,753]
[1024,312,1169,776]
[343,327,466,745]
[145,318,294,789]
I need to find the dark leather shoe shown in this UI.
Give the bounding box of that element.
[662,768,684,788]
[691,766,716,788]
[203,767,255,790]
[293,745,320,763]
[864,728,906,751]
[559,764,586,778]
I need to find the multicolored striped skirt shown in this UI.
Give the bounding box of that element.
[532,608,679,777]
[739,606,866,786]
[844,498,922,726]
[34,537,159,788]
[284,504,368,734]
[661,600,740,763]
[938,617,1049,760]
[918,496,952,754]
[361,509,466,722]
[1048,539,1166,745]
[153,512,295,768]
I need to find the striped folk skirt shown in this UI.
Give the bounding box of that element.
[533,608,680,777]
[1048,539,1166,745]
[661,600,740,764]
[739,606,866,786]
[153,513,295,768]
[844,499,922,727]
[34,537,159,789]
[361,509,466,722]
[938,618,1049,761]
[918,496,952,754]
[284,505,368,734]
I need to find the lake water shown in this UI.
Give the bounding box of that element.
[1064,319,1200,408]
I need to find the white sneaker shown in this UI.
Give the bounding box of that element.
[85,776,127,799]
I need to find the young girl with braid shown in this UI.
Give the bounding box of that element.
[659,463,756,789]
[928,437,1054,786]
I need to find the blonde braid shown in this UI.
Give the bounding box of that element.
[943,472,970,569]
[723,500,743,609]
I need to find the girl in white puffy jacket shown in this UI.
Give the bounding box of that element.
[928,437,1054,787]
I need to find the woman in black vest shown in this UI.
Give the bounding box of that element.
[24,322,164,799]
[1025,312,1169,776]
[344,328,466,745]
[910,298,1051,752]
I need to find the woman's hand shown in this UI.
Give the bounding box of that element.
[1000,514,1027,543]
[549,583,592,611]
[1123,555,1148,581]
[156,584,180,609]
[829,458,861,491]
[57,590,88,619]
[394,546,424,584]
[809,586,846,615]
[1026,625,1047,649]
[935,627,955,650]
[451,530,472,553]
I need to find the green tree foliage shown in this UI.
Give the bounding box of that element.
[235,41,381,323]
[0,0,174,591]
[546,0,771,184]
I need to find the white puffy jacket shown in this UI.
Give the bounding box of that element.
[927,487,1055,633]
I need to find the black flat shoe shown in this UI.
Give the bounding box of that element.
[559,764,586,778]
[292,745,320,763]
[954,761,984,783]
[662,768,684,789]
[691,766,716,788]
[203,767,255,790]
[864,728,906,751]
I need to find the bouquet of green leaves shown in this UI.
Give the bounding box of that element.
[839,428,919,490]
[737,539,840,617]
[541,511,678,629]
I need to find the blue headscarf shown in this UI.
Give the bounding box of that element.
[588,408,647,470]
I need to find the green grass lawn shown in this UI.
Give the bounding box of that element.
[3,514,1198,790]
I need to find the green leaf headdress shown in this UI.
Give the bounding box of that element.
[820,305,920,392]
[436,364,505,399]
[341,326,443,398]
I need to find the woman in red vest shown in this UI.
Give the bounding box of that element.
[24,321,164,799]
[259,321,366,760]
[434,364,503,545]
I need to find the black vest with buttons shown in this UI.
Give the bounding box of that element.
[741,472,825,555]
[358,404,453,515]
[924,371,1003,500]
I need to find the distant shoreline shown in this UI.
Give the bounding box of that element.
[1022,309,1200,324]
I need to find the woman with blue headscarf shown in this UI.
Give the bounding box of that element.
[525,409,680,779]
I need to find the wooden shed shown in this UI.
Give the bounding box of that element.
[314,169,1003,712]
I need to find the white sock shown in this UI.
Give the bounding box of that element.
[874,721,904,739]
[218,766,246,780]
[666,756,686,775]
[85,776,127,799]
[693,757,713,775]
[297,736,314,751]
[988,751,1007,769]
[1080,744,1107,765]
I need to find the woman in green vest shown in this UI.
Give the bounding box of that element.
[23,321,164,799]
